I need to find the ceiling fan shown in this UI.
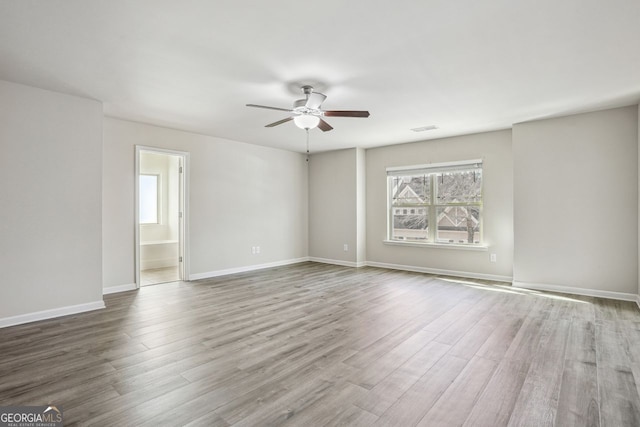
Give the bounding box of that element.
[246,85,370,132]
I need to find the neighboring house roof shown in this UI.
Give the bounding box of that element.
[393,182,425,205]
[437,206,479,227]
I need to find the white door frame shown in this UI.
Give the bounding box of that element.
[135,145,190,288]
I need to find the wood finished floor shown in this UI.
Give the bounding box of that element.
[2,262,640,426]
[141,266,180,286]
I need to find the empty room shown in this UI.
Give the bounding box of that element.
[1,1,640,426]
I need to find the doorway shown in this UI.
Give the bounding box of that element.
[135,146,189,287]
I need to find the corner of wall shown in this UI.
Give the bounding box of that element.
[356,148,367,265]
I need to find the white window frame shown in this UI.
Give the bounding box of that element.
[385,160,486,250]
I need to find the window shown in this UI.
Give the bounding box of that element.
[387,160,482,245]
[139,174,159,224]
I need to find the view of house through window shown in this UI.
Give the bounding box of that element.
[388,162,482,245]
[139,174,159,224]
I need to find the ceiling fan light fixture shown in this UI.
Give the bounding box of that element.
[293,114,320,130]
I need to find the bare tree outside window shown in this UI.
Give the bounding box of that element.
[435,170,481,243]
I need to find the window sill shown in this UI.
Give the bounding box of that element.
[383,240,488,251]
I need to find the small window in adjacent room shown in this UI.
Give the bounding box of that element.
[387,161,483,245]
[139,174,159,224]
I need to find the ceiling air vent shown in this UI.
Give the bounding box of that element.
[411,125,438,132]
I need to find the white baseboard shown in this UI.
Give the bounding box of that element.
[309,257,366,268]
[512,281,638,302]
[0,300,106,329]
[103,283,137,295]
[189,257,310,281]
[636,295,640,310]
[365,261,513,283]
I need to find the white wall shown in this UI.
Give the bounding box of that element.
[102,118,308,290]
[638,104,640,298]
[309,148,363,266]
[356,148,366,265]
[366,130,513,280]
[0,80,103,322]
[513,106,638,296]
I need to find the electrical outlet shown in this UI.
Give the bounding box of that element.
[490,253,497,263]
[251,246,256,254]
[343,244,348,252]
[256,246,261,254]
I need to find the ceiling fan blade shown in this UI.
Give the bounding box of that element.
[323,110,370,118]
[317,118,333,132]
[305,92,327,109]
[246,104,293,113]
[265,117,293,127]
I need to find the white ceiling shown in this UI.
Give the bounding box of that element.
[0,0,639,153]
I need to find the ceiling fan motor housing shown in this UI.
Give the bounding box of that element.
[293,99,321,117]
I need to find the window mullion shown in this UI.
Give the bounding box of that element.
[428,174,436,242]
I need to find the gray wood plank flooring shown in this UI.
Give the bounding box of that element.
[1,262,640,426]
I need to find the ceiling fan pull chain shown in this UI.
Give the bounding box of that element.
[306,129,310,162]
